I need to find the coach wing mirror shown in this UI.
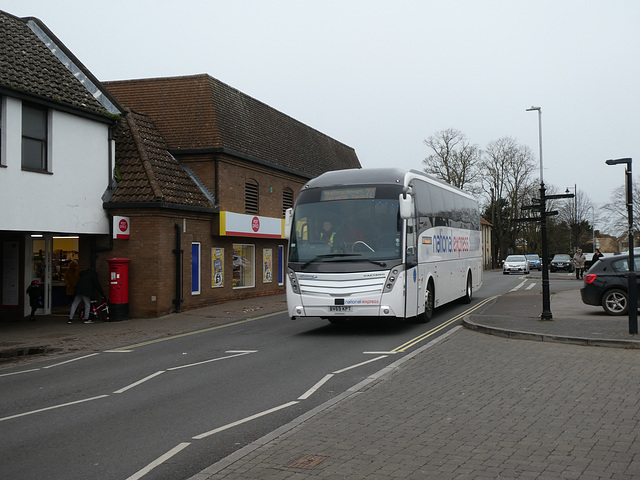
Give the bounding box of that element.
[399,188,413,220]
[284,208,293,239]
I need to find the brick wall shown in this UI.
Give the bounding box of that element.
[98,156,309,318]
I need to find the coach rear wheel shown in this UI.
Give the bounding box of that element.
[461,273,472,304]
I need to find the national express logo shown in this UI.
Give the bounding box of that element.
[433,229,470,254]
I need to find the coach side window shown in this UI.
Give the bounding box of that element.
[429,187,447,227]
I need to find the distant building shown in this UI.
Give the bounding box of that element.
[481,217,493,269]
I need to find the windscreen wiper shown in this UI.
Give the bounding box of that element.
[300,253,355,269]
[301,253,386,269]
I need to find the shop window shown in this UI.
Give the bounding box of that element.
[282,188,293,217]
[22,103,48,171]
[233,244,255,288]
[245,180,259,214]
[52,237,79,281]
[191,243,201,295]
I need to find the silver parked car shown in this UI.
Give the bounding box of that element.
[503,254,530,275]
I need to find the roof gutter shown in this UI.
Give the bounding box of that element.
[103,201,219,213]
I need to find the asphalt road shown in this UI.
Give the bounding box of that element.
[1,271,537,479]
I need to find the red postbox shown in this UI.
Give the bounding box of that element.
[108,258,130,321]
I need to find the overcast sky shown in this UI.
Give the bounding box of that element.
[5,1,640,211]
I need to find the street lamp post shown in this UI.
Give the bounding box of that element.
[490,187,496,269]
[565,184,578,251]
[605,157,637,334]
[527,106,552,320]
[590,205,596,252]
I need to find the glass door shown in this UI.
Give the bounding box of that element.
[52,236,79,311]
[28,235,51,316]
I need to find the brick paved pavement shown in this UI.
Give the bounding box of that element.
[193,328,640,479]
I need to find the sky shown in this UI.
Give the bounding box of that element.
[4,1,640,211]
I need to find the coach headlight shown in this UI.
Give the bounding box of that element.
[287,269,300,294]
[384,268,400,292]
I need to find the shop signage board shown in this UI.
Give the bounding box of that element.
[220,212,284,238]
[113,216,130,239]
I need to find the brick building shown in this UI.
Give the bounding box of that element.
[0,6,360,321]
[101,75,361,318]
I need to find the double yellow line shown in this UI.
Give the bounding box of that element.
[392,296,498,352]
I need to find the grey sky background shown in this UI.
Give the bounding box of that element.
[5,1,639,211]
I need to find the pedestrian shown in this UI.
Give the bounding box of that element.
[573,248,586,280]
[69,267,105,324]
[26,280,43,321]
[64,260,79,302]
[592,248,604,265]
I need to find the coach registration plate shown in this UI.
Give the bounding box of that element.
[329,306,352,312]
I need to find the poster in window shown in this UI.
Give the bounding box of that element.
[212,248,224,288]
[263,248,272,283]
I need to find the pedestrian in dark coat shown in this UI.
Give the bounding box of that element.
[592,248,604,265]
[26,280,43,321]
[68,268,105,324]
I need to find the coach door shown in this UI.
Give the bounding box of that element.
[404,216,420,318]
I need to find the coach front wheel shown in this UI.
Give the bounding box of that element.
[416,282,434,323]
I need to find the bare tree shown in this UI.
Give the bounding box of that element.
[480,137,536,260]
[557,189,597,252]
[601,178,640,237]
[423,128,481,192]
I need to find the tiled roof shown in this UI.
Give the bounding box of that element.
[0,10,119,117]
[104,74,361,178]
[107,109,215,210]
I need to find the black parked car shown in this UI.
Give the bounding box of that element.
[550,254,574,272]
[581,255,640,315]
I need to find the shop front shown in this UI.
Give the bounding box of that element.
[1,234,81,320]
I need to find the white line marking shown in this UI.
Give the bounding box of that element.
[510,280,527,292]
[114,371,165,394]
[526,282,537,290]
[0,368,40,378]
[0,395,109,422]
[192,401,299,440]
[167,351,256,371]
[104,349,133,353]
[298,374,334,400]
[125,442,191,480]
[363,351,398,355]
[43,353,100,369]
[332,355,388,374]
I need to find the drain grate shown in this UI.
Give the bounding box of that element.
[286,454,328,469]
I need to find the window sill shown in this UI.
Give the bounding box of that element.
[21,167,52,175]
